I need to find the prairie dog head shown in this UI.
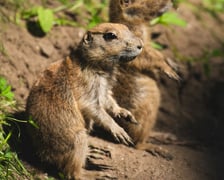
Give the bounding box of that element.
[78,23,143,65]
[110,0,173,23]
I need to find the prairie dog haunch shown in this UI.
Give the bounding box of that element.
[26,23,142,179]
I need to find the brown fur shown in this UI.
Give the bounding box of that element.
[109,0,176,158]
[26,23,143,179]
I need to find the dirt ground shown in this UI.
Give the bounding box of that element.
[0,1,224,179]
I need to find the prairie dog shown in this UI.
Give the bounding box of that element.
[110,0,178,79]
[109,0,176,158]
[26,23,143,179]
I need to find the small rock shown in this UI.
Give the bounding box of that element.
[38,39,55,58]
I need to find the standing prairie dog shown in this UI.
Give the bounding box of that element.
[110,0,178,79]
[109,0,177,159]
[26,23,142,179]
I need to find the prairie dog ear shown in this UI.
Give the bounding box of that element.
[83,32,93,45]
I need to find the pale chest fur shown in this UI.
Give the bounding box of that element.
[77,69,114,112]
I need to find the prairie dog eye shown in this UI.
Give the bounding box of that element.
[103,33,118,41]
[120,0,131,6]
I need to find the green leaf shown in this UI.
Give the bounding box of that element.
[4,152,13,159]
[1,90,14,101]
[0,78,7,91]
[21,6,39,19]
[88,13,102,29]
[55,18,78,26]
[211,49,222,57]
[150,12,187,27]
[203,0,224,12]
[150,17,159,25]
[150,42,164,50]
[37,7,54,33]
[0,78,14,101]
[28,117,39,129]
[69,0,84,11]
[57,0,69,5]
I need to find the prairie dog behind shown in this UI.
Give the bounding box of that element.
[109,0,177,159]
[110,0,179,79]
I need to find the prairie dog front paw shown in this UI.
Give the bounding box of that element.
[115,108,138,124]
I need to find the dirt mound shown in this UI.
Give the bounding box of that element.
[155,2,224,144]
[0,23,85,103]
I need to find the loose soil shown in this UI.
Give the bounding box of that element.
[0,1,224,179]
